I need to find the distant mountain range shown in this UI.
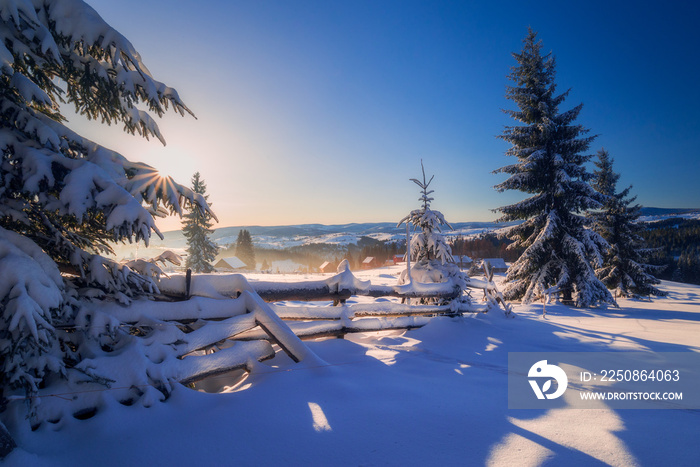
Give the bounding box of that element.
[638,207,700,218]
[111,208,698,260]
[210,208,699,247]
[210,221,515,247]
[148,221,517,253]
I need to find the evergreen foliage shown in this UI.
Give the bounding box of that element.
[235,229,256,269]
[493,29,613,307]
[677,246,700,285]
[183,173,219,273]
[398,162,466,293]
[589,150,664,297]
[398,161,453,265]
[450,233,524,262]
[639,218,700,284]
[0,0,211,423]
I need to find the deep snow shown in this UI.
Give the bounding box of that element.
[5,267,700,466]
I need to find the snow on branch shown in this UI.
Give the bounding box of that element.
[0,0,222,428]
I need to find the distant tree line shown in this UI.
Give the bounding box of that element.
[639,219,700,284]
[234,229,256,269]
[450,233,524,262]
[254,246,326,272]
[218,236,406,272]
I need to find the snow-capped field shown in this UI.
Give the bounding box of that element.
[6,266,700,466]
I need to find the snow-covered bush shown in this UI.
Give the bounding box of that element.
[0,0,213,426]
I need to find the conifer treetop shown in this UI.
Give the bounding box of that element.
[410,160,435,211]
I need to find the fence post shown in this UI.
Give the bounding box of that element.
[405,222,412,284]
[0,421,16,460]
[185,268,192,299]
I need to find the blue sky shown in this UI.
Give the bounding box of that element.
[78,0,700,231]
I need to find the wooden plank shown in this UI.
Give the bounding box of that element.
[0,422,16,460]
[255,318,300,363]
[235,316,433,342]
[176,313,257,357]
[159,281,461,303]
[176,340,275,385]
[254,284,352,302]
[245,291,325,365]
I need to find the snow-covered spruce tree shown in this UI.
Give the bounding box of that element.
[397,162,465,291]
[589,149,664,297]
[235,229,255,270]
[0,0,212,424]
[493,29,614,307]
[183,172,219,273]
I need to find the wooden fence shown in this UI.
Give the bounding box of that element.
[157,264,511,345]
[19,266,511,433]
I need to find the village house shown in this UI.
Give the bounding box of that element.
[361,256,381,269]
[318,261,336,273]
[214,256,247,271]
[481,258,508,273]
[452,255,473,269]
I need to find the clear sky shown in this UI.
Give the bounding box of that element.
[76,0,700,232]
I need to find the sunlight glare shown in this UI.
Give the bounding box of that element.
[308,402,332,432]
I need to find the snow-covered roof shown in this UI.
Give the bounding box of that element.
[215,257,246,269]
[362,257,375,264]
[483,258,507,269]
[453,255,473,263]
[319,261,331,269]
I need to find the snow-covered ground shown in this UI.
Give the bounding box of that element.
[7,266,700,466]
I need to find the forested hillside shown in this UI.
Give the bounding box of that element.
[640,218,700,284]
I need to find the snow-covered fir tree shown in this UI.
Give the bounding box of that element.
[183,173,219,273]
[493,29,614,307]
[399,162,453,264]
[235,229,256,270]
[590,149,664,297]
[677,247,700,285]
[398,162,465,290]
[0,0,212,425]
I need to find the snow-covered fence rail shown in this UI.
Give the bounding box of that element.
[236,315,432,341]
[23,287,324,428]
[481,262,513,316]
[235,301,461,341]
[121,290,322,373]
[235,300,463,341]
[156,264,509,342]
[157,265,462,303]
[154,262,512,345]
[271,302,462,320]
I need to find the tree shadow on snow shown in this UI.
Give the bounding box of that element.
[213,296,700,466]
